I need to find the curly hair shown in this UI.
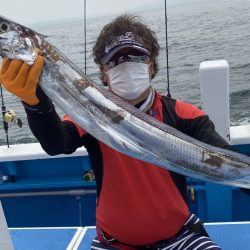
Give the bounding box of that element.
[92,14,160,79]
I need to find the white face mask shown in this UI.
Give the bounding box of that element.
[106,62,151,100]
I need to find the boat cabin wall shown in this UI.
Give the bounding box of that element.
[0,143,96,227]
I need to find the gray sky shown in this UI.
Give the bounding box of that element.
[0,0,166,24]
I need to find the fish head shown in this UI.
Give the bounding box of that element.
[0,15,39,65]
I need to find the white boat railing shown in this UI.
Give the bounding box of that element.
[0,143,88,162]
[200,60,250,146]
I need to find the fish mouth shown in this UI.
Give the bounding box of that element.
[0,37,10,56]
[0,36,8,43]
[0,33,13,55]
[0,30,15,41]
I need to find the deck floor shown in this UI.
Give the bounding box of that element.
[9,222,250,249]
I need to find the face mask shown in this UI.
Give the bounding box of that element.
[106,62,151,100]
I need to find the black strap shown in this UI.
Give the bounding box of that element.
[100,228,171,250]
[184,216,209,237]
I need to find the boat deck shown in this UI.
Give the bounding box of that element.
[9,223,250,249]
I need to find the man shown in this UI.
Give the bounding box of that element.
[0,14,229,249]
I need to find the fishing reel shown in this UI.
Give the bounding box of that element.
[3,109,22,128]
[1,107,23,148]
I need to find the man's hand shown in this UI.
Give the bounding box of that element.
[0,50,44,106]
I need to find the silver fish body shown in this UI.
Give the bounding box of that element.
[1,15,250,188]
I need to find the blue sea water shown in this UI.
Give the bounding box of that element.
[1,0,250,146]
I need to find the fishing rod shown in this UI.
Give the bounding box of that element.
[84,0,87,74]
[164,2,198,200]
[1,85,10,147]
[0,85,22,148]
[165,0,171,97]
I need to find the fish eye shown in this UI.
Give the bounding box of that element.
[0,21,10,33]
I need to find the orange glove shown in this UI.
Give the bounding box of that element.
[0,51,44,106]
